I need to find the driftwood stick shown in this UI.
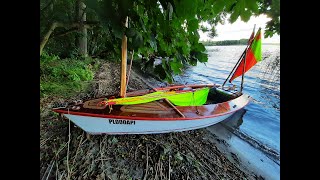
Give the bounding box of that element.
[41,160,55,180]
[143,146,149,180]
[168,155,171,180]
[72,132,84,165]
[40,135,54,148]
[66,120,71,179]
[159,159,163,180]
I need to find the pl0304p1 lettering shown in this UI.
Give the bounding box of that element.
[109,119,136,125]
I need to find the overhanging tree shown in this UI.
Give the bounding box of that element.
[40,0,280,82]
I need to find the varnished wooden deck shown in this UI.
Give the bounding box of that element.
[53,84,238,119]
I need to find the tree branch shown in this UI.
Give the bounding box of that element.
[40,21,100,56]
[51,27,79,38]
[40,0,54,13]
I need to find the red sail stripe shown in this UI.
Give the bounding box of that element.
[229,49,257,82]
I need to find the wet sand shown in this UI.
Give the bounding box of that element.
[206,111,280,180]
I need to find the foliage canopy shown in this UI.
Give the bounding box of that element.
[40,0,280,82]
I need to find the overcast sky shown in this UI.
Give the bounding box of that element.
[199,14,280,43]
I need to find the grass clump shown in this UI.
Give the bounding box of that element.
[40,51,100,98]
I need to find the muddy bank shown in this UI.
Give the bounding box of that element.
[40,60,260,180]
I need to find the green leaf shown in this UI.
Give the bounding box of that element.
[170,58,183,75]
[189,31,200,45]
[225,0,237,10]
[175,152,184,161]
[110,137,118,144]
[187,18,199,32]
[163,143,171,154]
[112,25,124,39]
[229,0,244,23]
[126,28,136,37]
[149,35,157,52]
[192,43,206,52]
[200,25,209,32]
[238,0,246,11]
[246,0,259,14]
[132,33,143,50]
[118,0,133,16]
[139,18,147,32]
[175,0,197,19]
[229,9,240,23]
[154,64,167,80]
[212,0,226,15]
[136,4,144,16]
[181,44,191,55]
[161,60,173,83]
[189,57,198,66]
[240,10,251,22]
[195,52,208,63]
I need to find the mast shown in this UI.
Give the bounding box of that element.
[240,24,255,92]
[240,51,247,92]
[222,51,245,87]
[120,17,128,97]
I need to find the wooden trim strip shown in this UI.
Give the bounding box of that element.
[54,100,249,121]
[163,98,185,118]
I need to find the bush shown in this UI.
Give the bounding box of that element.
[40,52,99,97]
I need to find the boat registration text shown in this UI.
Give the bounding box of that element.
[109,119,136,125]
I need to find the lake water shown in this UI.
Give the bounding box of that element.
[174,45,280,159]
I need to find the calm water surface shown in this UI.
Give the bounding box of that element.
[174,45,280,155]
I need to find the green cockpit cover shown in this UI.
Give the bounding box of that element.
[107,87,209,106]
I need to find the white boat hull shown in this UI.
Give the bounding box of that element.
[62,93,251,134]
[65,112,235,134]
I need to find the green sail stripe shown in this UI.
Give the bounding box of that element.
[251,40,262,61]
[250,30,262,62]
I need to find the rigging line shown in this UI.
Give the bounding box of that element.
[192,90,200,114]
[126,50,135,90]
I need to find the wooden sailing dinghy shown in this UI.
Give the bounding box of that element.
[52,25,261,135]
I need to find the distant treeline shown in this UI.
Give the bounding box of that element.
[201,39,249,46]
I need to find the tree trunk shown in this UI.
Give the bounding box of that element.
[40,22,60,56]
[76,0,87,57]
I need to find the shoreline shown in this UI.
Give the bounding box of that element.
[133,63,280,179]
[206,113,280,180]
[40,60,276,179]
